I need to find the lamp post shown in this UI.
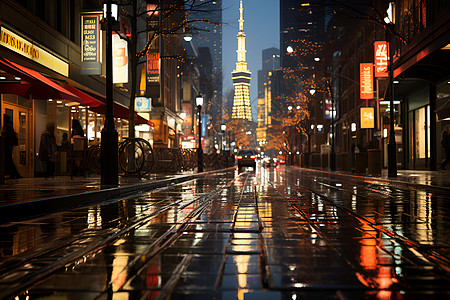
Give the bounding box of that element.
[196,94,204,172]
[101,0,118,186]
[221,123,226,151]
[387,23,397,177]
[221,123,227,166]
[327,79,336,171]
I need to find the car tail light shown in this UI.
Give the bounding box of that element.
[237,155,243,159]
[250,155,256,159]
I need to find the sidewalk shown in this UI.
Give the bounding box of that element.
[0,171,205,224]
[299,167,450,191]
[1,167,449,224]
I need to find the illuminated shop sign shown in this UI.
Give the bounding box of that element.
[135,97,151,112]
[360,107,375,129]
[147,51,159,82]
[81,13,102,75]
[112,33,128,83]
[360,63,373,99]
[374,41,389,77]
[183,135,196,141]
[0,27,68,76]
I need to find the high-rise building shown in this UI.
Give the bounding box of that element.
[188,0,222,130]
[257,48,280,146]
[231,0,252,121]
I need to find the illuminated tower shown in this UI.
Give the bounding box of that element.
[231,0,252,121]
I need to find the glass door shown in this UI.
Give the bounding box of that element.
[2,104,33,177]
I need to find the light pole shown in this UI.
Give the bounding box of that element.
[387,23,397,177]
[196,94,204,172]
[326,79,336,171]
[221,123,227,166]
[221,123,226,151]
[101,0,118,186]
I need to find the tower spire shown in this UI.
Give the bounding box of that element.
[239,0,244,32]
[231,0,252,121]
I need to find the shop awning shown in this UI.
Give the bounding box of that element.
[0,57,80,102]
[63,84,104,108]
[86,92,149,125]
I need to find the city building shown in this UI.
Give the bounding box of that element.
[0,0,146,177]
[257,48,280,147]
[313,1,450,172]
[187,0,222,145]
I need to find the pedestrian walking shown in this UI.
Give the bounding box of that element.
[441,124,450,170]
[39,122,57,178]
[1,114,22,179]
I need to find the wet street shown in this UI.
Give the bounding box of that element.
[0,165,449,300]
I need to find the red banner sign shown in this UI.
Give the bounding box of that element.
[183,135,196,141]
[374,41,389,77]
[360,63,373,99]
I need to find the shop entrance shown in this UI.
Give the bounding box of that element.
[2,103,33,177]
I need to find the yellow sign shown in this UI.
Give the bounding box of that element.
[360,107,375,129]
[0,27,68,76]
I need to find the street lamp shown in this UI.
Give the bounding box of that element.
[221,123,227,166]
[386,16,397,177]
[196,94,204,172]
[101,0,118,186]
[221,123,226,151]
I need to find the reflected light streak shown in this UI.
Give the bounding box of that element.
[112,254,129,293]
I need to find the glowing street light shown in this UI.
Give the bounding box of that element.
[196,94,204,172]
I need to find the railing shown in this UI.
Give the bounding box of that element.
[87,138,232,175]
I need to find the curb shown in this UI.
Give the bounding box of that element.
[0,167,236,224]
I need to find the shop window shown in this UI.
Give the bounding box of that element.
[56,100,69,146]
[413,105,429,159]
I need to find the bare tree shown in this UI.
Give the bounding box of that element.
[116,0,219,139]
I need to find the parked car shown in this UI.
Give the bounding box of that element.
[237,149,257,169]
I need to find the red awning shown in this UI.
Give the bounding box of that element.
[63,84,103,108]
[0,57,80,102]
[86,92,148,125]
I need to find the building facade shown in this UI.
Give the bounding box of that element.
[0,0,140,177]
[315,1,450,172]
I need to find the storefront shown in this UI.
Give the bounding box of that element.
[0,26,148,177]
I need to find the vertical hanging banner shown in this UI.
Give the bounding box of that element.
[360,63,373,99]
[81,13,102,75]
[145,49,160,98]
[360,107,375,128]
[112,33,128,83]
[374,41,389,77]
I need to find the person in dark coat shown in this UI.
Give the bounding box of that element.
[61,132,70,149]
[39,122,57,178]
[1,114,22,179]
[71,119,84,138]
[441,125,450,170]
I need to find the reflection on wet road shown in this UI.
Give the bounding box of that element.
[0,166,449,299]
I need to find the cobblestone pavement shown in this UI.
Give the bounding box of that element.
[0,166,449,299]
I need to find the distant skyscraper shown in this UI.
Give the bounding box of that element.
[231,0,252,121]
[257,48,280,145]
[188,0,222,129]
